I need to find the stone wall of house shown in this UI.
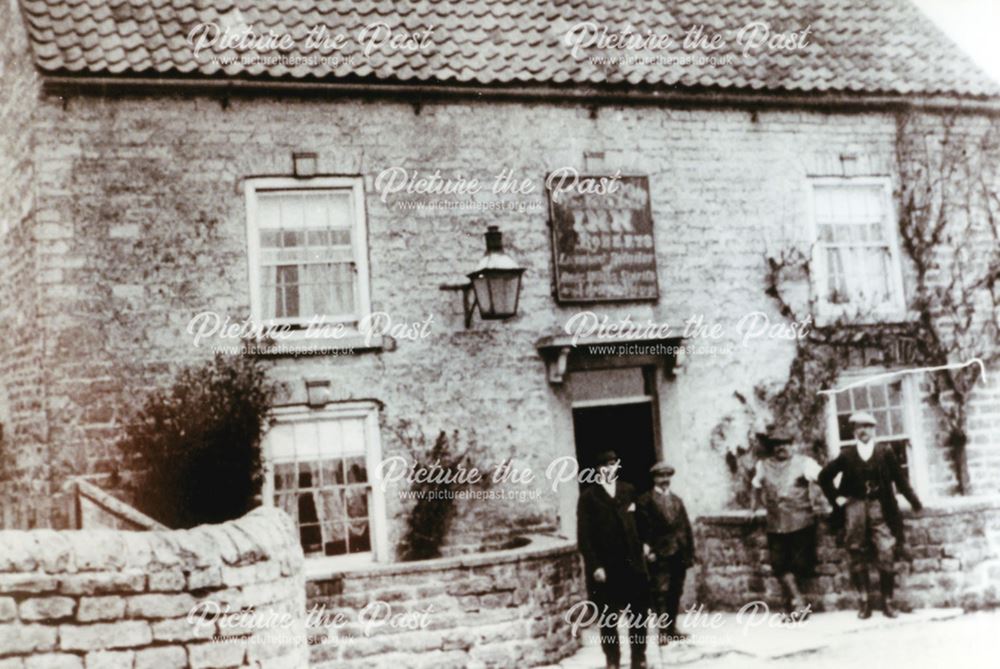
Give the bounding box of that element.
[0,507,308,667]
[2,63,998,539]
[695,496,1000,612]
[305,536,584,669]
[0,0,50,529]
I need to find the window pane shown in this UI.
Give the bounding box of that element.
[851,387,870,410]
[346,487,369,519]
[346,456,367,484]
[889,409,904,436]
[274,461,297,491]
[871,384,887,409]
[322,522,347,557]
[318,488,345,524]
[298,461,320,489]
[888,381,903,407]
[320,458,343,486]
[340,419,367,457]
[300,525,323,555]
[348,521,371,554]
[874,410,890,436]
[293,421,321,460]
[837,413,852,441]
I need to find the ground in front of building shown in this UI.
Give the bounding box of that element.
[545,608,997,668]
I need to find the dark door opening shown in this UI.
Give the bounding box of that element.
[572,401,657,494]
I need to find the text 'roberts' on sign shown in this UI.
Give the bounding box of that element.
[546,173,659,303]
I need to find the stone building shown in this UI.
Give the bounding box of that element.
[2,0,999,638]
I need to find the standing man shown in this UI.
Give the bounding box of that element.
[750,427,822,619]
[819,412,922,619]
[636,462,694,646]
[577,449,649,669]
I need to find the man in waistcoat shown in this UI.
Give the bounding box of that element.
[819,412,922,619]
[751,426,822,619]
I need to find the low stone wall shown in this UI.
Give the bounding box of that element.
[696,496,1000,612]
[0,507,308,668]
[306,535,585,669]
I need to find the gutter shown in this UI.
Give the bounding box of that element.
[40,75,1000,116]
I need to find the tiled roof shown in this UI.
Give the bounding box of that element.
[17,0,1000,98]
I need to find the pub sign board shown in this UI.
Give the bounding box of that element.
[546,173,659,303]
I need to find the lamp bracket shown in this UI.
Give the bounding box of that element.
[439,281,478,329]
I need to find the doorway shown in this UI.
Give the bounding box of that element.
[572,400,657,494]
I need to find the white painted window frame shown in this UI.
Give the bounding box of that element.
[244,177,371,331]
[261,401,389,572]
[807,176,907,324]
[823,370,931,501]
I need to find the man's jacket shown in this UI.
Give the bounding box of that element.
[636,489,695,567]
[818,442,922,545]
[576,480,648,606]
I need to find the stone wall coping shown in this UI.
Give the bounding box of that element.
[0,506,302,573]
[307,532,577,581]
[698,494,1000,526]
[70,477,168,530]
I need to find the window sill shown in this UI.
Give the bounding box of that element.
[813,305,908,328]
[243,333,393,357]
[304,552,375,579]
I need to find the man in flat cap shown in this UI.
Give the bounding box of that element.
[577,449,649,669]
[819,411,922,619]
[636,462,695,646]
[751,426,822,619]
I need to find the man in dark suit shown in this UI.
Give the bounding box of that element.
[819,411,922,619]
[636,462,694,646]
[577,449,649,669]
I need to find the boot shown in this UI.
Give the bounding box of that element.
[880,571,898,618]
[851,567,871,619]
[857,596,872,619]
[780,573,807,620]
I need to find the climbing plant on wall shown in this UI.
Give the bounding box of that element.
[756,112,1000,495]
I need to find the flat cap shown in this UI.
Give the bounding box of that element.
[650,462,675,477]
[757,426,795,444]
[848,411,877,426]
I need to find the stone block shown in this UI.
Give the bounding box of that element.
[0,623,58,654]
[77,597,127,623]
[83,651,135,669]
[58,572,146,596]
[135,646,187,669]
[0,573,59,594]
[0,597,17,622]
[151,616,216,643]
[147,570,186,592]
[187,568,223,590]
[19,596,76,621]
[187,639,247,668]
[59,621,153,651]
[126,593,197,619]
[24,655,82,669]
